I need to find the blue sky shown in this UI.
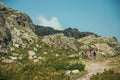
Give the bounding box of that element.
[1,0,120,41]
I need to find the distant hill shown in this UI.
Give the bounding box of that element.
[35,25,62,36]
[35,25,98,39]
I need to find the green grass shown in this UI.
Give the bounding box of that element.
[90,69,120,80]
[0,62,70,80]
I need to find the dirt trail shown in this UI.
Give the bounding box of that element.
[76,60,109,80]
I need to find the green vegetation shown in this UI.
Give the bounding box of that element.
[21,38,29,44]
[0,59,85,80]
[40,58,85,71]
[68,63,85,71]
[0,36,85,80]
[90,69,120,80]
[40,58,69,70]
[0,63,70,80]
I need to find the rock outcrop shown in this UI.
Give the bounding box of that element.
[0,4,37,53]
[94,43,115,55]
[35,25,61,36]
[63,28,97,39]
[34,25,97,39]
[77,35,120,55]
[42,34,78,51]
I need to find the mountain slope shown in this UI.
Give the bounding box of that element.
[0,4,37,53]
[77,35,120,55]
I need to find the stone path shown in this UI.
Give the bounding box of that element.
[76,60,109,80]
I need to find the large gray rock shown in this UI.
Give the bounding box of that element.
[0,4,37,53]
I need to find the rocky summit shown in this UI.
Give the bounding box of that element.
[0,4,37,53]
[35,25,98,39]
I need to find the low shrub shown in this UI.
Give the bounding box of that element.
[90,69,120,80]
[68,63,85,71]
[0,63,70,80]
[40,59,69,70]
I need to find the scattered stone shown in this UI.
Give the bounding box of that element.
[66,70,71,75]
[68,54,79,58]
[10,47,15,51]
[51,50,53,53]
[34,47,37,51]
[71,70,80,74]
[28,51,36,56]
[9,56,17,60]
[28,56,33,60]
[12,53,18,56]
[33,55,37,59]
[28,50,36,59]
[2,59,14,63]
[55,54,59,57]
[99,52,106,57]
[36,44,39,47]
[18,56,22,59]
[38,56,44,60]
[17,62,22,65]
[43,52,47,54]
[33,59,39,63]
[1,57,5,59]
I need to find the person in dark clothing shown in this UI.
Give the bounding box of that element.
[93,49,96,58]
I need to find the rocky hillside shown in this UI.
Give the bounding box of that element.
[0,4,120,57]
[35,25,98,39]
[77,35,120,55]
[42,34,78,51]
[41,34,120,56]
[0,4,37,53]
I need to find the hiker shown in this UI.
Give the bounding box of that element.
[89,50,93,60]
[93,49,96,58]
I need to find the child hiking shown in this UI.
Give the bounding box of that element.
[89,50,93,60]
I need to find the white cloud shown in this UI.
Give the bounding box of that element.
[37,16,64,30]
